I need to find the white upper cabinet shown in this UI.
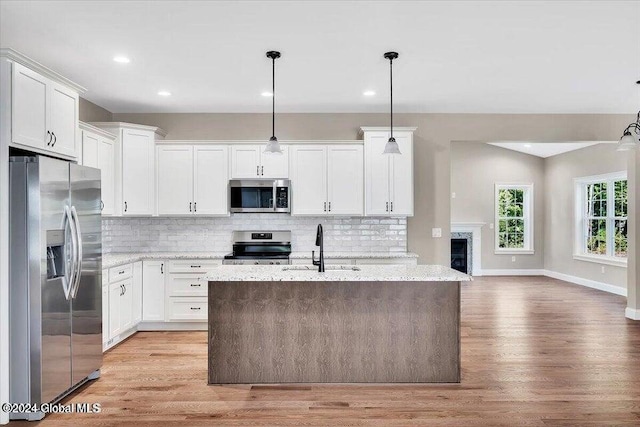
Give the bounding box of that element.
[327,145,364,215]
[122,129,156,215]
[9,58,81,160]
[157,144,194,215]
[290,145,327,215]
[80,122,116,216]
[290,144,363,216]
[156,143,229,216]
[230,144,289,179]
[362,128,415,216]
[193,145,228,215]
[48,82,78,158]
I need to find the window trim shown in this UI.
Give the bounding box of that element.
[494,183,534,254]
[573,171,627,268]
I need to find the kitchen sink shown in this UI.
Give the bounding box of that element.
[282,265,361,272]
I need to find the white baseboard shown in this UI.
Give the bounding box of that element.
[625,307,640,320]
[543,270,627,297]
[480,269,545,276]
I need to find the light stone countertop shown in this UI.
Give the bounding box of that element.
[103,251,419,269]
[205,264,471,282]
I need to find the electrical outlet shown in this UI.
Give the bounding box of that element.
[451,192,456,199]
[511,256,516,262]
[601,266,606,274]
[489,223,494,229]
[432,228,442,238]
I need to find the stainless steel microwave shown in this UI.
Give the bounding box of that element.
[229,179,290,213]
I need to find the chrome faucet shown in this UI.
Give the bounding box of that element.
[312,224,325,272]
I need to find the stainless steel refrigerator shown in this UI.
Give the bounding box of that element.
[9,156,102,421]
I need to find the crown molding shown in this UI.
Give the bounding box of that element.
[89,122,168,138]
[79,121,117,140]
[359,126,418,134]
[0,48,86,94]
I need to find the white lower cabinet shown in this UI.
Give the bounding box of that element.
[164,259,221,322]
[104,262,143,350]
[142,260,166,322]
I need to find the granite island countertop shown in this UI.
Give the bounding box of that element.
[205,264,471,282]
[103,251,419,269]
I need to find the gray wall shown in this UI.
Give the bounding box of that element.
[544,143,627,289]
[79,97,112,122]
[451,142,545,270]
[112,112,633,267]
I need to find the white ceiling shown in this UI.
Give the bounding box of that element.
[488,141,611,158]
[1,1,638,114]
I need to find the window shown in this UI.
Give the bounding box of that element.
[574,172,627,266]
[495,184,534,253]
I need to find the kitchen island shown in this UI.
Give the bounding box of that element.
[206,265,470,384]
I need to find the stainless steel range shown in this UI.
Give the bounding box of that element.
[223,231,291,265]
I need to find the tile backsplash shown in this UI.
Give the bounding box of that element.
[102,215,407,254]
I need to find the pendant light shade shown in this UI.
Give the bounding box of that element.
[617,82,640,151]
[264,50,283,154]
[383,51,400,155]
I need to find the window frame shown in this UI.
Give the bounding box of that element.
[494,183,534,254]
[573,171,628,268]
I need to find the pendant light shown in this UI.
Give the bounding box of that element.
[264,50,283,154]
[616,81,640,152]
[383,51,401,155]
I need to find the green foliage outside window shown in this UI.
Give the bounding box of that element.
[585,180,627,257]
[498,188,525,249]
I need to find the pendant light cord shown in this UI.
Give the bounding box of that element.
[390,57,393,140]
[272,56,276,140]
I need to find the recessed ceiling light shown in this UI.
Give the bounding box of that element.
[113,56,130,64]
[261,91,273,97]
[363,90,376,96]
[523,144,532,148]
[157,91,171,96]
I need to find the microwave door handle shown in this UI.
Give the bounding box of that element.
[64,205,77,300]
[70,206,83,298]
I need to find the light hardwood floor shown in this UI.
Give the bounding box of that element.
[12,276,640,426]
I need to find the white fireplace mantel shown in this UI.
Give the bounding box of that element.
[451,222,486,276]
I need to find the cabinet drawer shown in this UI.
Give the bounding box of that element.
[167,274,207,297]
[109,263,133,283]
[168,259,220,273]
[166,297,207,321]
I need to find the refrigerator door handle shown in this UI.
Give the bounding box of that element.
[64,205,78,300]
[70,206,83,299]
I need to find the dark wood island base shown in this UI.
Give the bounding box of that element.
[208,280,461,384]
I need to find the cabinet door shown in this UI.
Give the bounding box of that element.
[97,138,115,216]
[108,282,123,339]
[389,133,414,216]
[142,261,166,322]
[49,82,79,158]
[230,145,260,178]
[260,145,289,178]
[122,129,155,215]
[81,131,99,168]
[327,145,364,215]
[290,145,327,215]
[364,132,392,215]
[194,145,228,215]
[12,63,48,150]
[157,145,193,215]
[101,270,109,347]
[132,261,143,325]
[120,278,134,332]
